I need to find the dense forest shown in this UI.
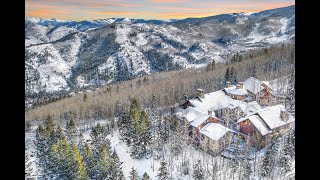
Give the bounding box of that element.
[25,43,295,124]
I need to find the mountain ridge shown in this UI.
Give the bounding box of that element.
[25,5,295,107]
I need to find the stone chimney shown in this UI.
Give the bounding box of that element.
[226,81,231,88]
[208,110,213,117]
[239,82,243,89]
[280,110,289,122]
[197,89,204,98]
[183,95,188,101]
[236,84,241,89]
[170,106,174,115]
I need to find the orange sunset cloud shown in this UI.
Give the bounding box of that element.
[25,0,295,21]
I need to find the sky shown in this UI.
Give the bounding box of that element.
[25,0,295,21]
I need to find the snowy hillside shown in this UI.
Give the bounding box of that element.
[25,5,295,102]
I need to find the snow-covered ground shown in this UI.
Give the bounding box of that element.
[26,118,294,179]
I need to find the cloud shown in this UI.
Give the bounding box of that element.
[26,9,71,19]
[118,3,142,7]
[25,0,294,20]
[93,11,130,15]
[156,11,217,19]
[147,0,187,3]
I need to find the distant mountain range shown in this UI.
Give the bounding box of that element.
[25,5,295,101]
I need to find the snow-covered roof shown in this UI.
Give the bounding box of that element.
[241,101,262,115]
[237,104,295,136]
[257,105,295,130]
[227,100,261,115]
[189,90,236,112]
[243,77,264,94]
[223,85,248,96]
[190,114,209,128]
[175,106,208,123]
[200,123,235,141]
[227,100,245,110]
[247,115,271,136]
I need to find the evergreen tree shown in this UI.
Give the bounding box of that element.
[121,98,152,159]
[129,166,139,180]
[280,130,295,173]
[83,94,88,102]
[182,159,190,175]
[50,138,75,179]
[140,110,152,152]
[160,117,169,144]
[78,132,85,149]
[238,54,243,62]
[44,115,54,134]
[206,60,216,71]
[110,150,125,180]
[25,151,34,180]
[114,101,123,118]
[242,160,252,180]
[229,66,237,84]
[142,172,151,180]
[260,150,273,177]
[66,119,78,145]
[211,59,216,69]
[211,161,218,180]
[71,144,87,180]
[25,121,32,132]
[130,132,144,159]
[82,143,96,179]
[96,144,112,179]
[55,124,65,141]
[118,111,131,144]
[225,66,230,82]
[157,160,169,180]
[34,125,50,179]
[285,71,295,113]
[193,160,204,180]
[90,123,110,151]
[42,120,64,179]
[252,63,257,78]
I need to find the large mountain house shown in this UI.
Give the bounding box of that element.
[170,76,295,154]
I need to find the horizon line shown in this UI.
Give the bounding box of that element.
[25,4,295,22]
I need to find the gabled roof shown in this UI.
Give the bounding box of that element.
[200,123,236,141]
[237,104,295,136]
[246,115,271,136]
[243,77,264,94]
[257,105,294,130]
[190,115,209,128]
